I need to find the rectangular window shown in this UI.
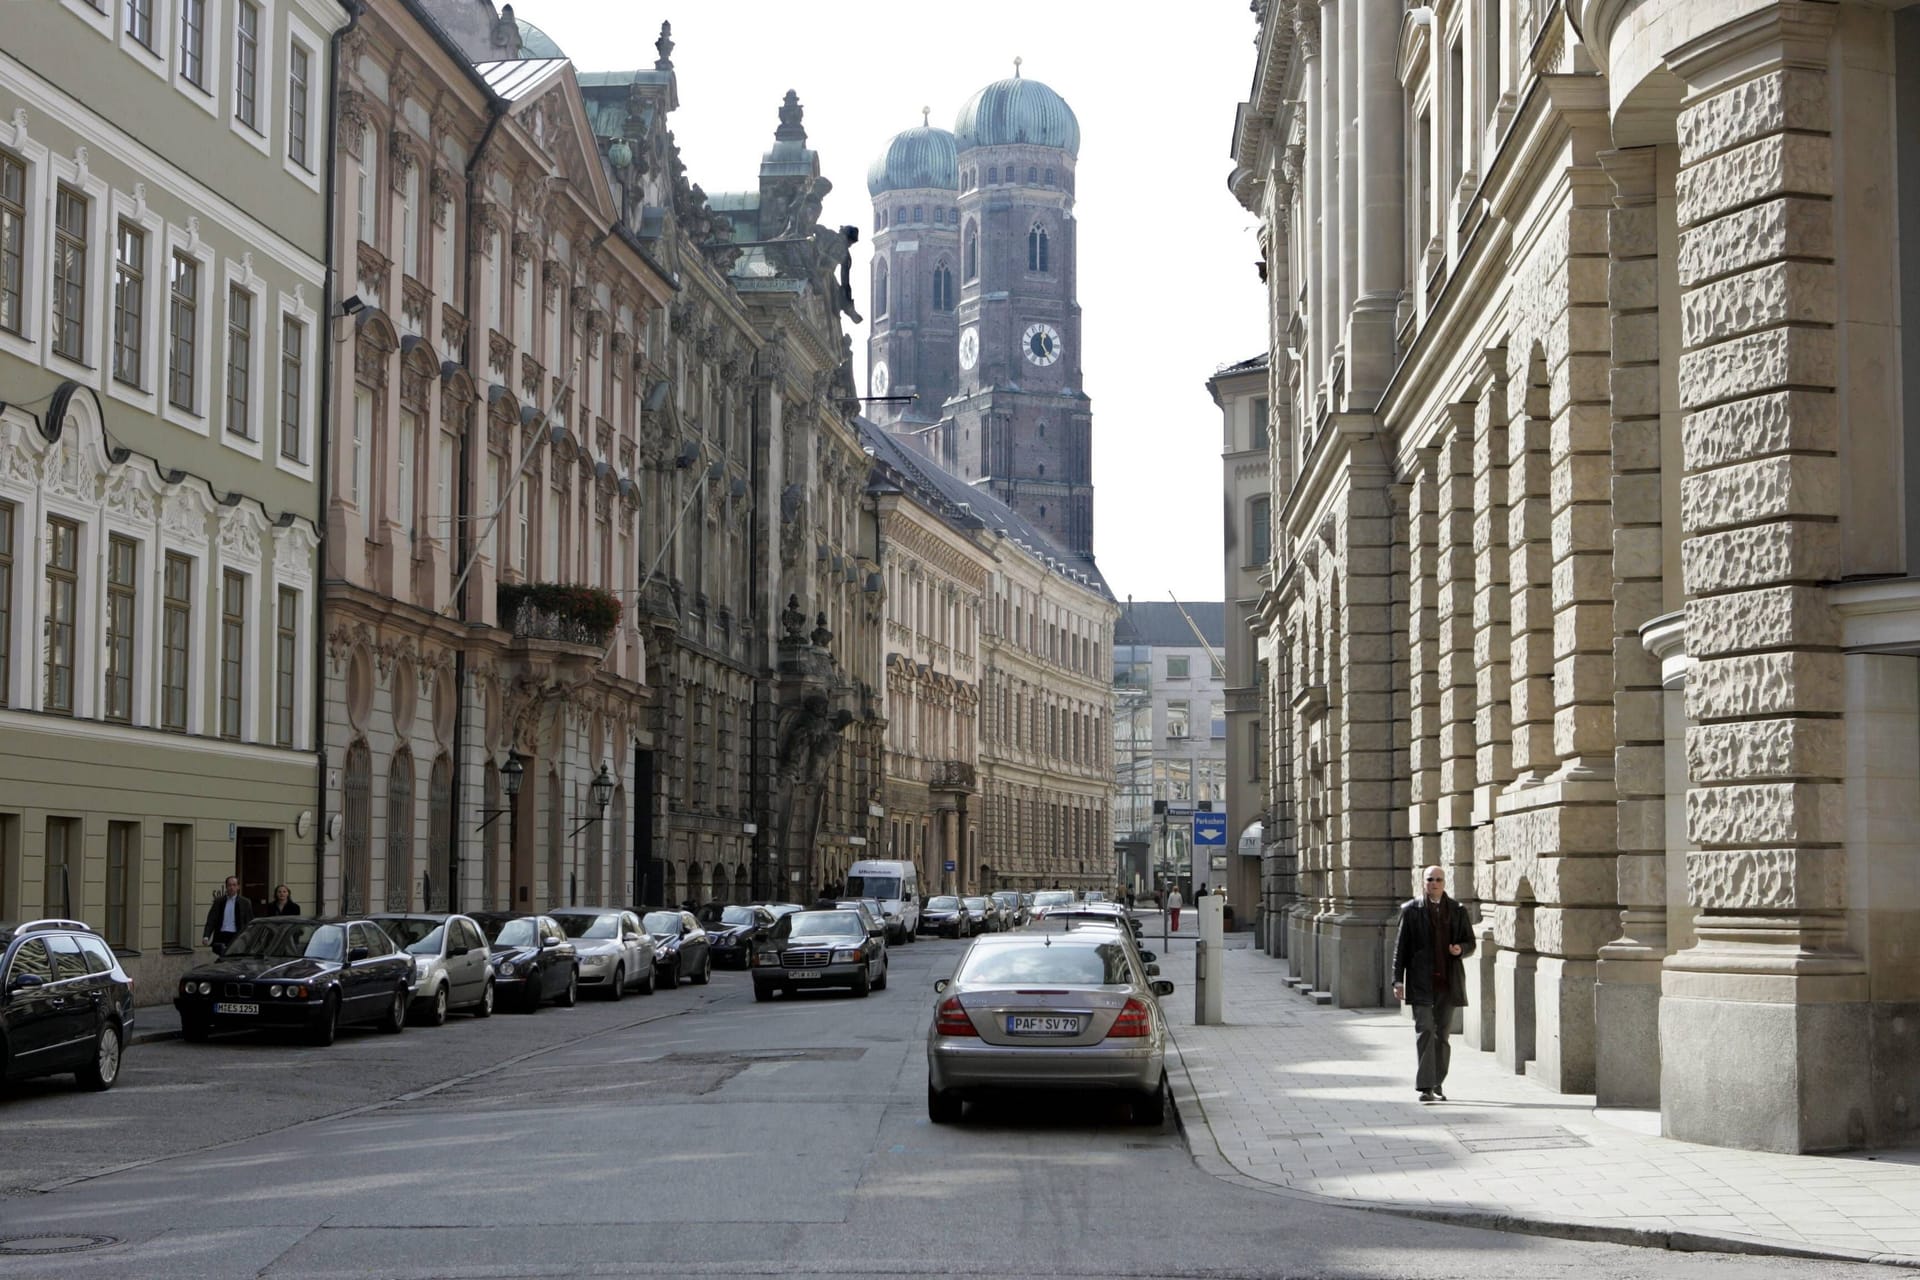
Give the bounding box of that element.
[105,534,136,722]
[162,552,191,730]
[396,409,417,542]
[275,586,296,747]
[106,821,134,948]
[226,285,252,437]
[1166,654,1190,680]
[113,221,144,386]
[435,432,453,545]
[234,0,259,131]
[486,454,501,564]
[515,476,529,574]
[52,186,87,362]
[401,165,420,278]
[280,315,304,459]
[126,0,153,47]
[220,569,244,739]
[161,824,188,947]
[45,817,77,917]
[180,0,206,87]
[169,252,198,410]
[44,517,78,713]
[351,386,371,505]
[1448,39,1465,189]
[1166,700,1190,740]
[0,150,22,335]
[356,127,376,245]
[1250,495,1272,566]
[288,43,311,169]
[0,500,11,708]
[1250,396,1270,451]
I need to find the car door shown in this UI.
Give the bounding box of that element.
[42,935,99,1066]
[680,912,706,976]
[538,918,567,1000]
[619,913,645,985]
[2,940,64,1072]
[344,924,385,1020]
[451,918,486,1005]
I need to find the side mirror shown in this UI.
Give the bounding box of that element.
[1151,979,1176,997]
[1145,963,1162,976]
[933,978,950,994]
[8,972,45,993]
[347,946,371,962]
[1140,951,1158,964]
[541,936,559,949]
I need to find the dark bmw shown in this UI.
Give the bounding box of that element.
[699,904,775,970]
[174,918,413,1046]
[470,912,578,1011]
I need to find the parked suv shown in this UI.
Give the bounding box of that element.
[0,918,134,1091]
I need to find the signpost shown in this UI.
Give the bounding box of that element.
[1192,811,1227,850]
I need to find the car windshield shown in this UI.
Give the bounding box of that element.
[715,906,756,927]
[927,896,959,909]
[786,911,864,938]
[378,919,446,954]
[962,898,988,909]
[642,912,682,936]
[224,921,344,961]
[958,942,1134,987]
[992,893,1019,906]
[845,873,899,900]
[557,913,622,940]
[481,917,537,947]
[1033,891,1074,907]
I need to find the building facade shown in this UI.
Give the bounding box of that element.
[1233,0,1920,1152]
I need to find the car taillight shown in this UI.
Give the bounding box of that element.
[934,996,977,1036]
[1107,998,1152,1038]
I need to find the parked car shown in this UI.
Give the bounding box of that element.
[960,896,997,933]
[175,917,413,1046]
[369,913,496,1024]
[1029,890,1075,919]
[754,902,807,921]
[641,910,711,988]
[470,913,578,1012]
[926,930,1176,1125]
[832,901,889,946]
[990,891,1029,928]
[752,909,887,1001]
[1,918,133,1091]
[550,908,656,999]
[918,895,971,939]
[700,904,776,970]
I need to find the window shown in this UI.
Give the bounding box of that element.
[235,0,260,131]
[169,252,198,410]
[220,569,244,740]
[932,264,953,312]
[386,749,414,911]
[226,285,253,437]
[1166,700,1191,741]
[45,818,78,916]
[181,0,206,88]
[964,222,978,281]
[435,432,453,544]
[356,126,376,245]
[126,0,153,47]
[52,186,87,362]
[486,453,501,563]
[162,553,190,730]
[515,475,529,573]
[350,385,371,505]
[275,586,296,747]
[988,166,997,184]
[106,821,134,949]
[0,501,11,708]
[1166,654,1190,680]
[1448,39,1465,188]
[400,164,420,277]
[1028,224,1049,273]
[873,257,888,319]
[0,150,23,335]
[105,535,137,722]
[162,824,189,948]
[113,222,145,385]
[1250,495,1272,566]
[912,205,923,223]
[45,517,78,713]
[280,315,304,460]
[288,43,311,169]
[396,409,418,541]
[1251,396,1270,450]
[1027,166,1037,183]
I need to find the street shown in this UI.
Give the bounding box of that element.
[0,939,1890,1279]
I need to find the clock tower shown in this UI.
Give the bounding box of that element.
[865,114,960,444]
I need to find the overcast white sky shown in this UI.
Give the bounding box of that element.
[525,1,1270,604]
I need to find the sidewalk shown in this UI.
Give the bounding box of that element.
[1143,917,1920,1267]
[128,1000,182,1045]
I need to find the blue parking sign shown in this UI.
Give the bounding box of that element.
[1192,812,1228,847]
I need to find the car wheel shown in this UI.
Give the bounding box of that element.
[662,961,680,990]
[181,1015,211,1044]
[753,982,772,1003]
[78,1022,122,1091]
[425,983,449,1027]
[609,965,625,1001]
[380,987,408,1034]
[309,994,339,1046]
[473,979,495,1018]
[557,968,578,1008]
[903,926,915,944]
[636,965,655,996]
[852,965,871,999]
[928,1084,962,1124]
[874,959,889,992]
[692,954,711,986]
[1134,1073,1169,1127]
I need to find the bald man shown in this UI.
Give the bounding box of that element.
[1391,864,1476,1102]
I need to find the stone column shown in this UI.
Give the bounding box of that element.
[1435,416,1477,921]
[1295,5,1323,414]
[1316,0,1339,411]
[1464,351,1511,1050]
[1505,366,1554,785]
[1349,0,1406,402]
[1336,0,1359,352]
[1407,452,1441,876]
[1662,2,1867,1152]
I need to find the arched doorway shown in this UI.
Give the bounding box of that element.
[428,754,452,910]
[733,865,749,904]
[710,862,727,904]
[683,861,701,910]
[385,747,414,910]
[343,741,371,914]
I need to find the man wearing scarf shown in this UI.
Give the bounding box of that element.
[1391,864,1477,1102]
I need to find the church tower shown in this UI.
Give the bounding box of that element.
[865,114,961,441]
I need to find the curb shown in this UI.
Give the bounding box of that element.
[1162,1031,1920,1270]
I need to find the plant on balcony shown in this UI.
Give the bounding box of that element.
[498,582,622,647]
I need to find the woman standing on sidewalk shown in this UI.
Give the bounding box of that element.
[1166,886,1184,932]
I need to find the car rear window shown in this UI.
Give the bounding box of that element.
[957,942,1134,987]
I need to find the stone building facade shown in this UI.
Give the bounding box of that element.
[1233,0,1920,1152]
[0,0,345,1000]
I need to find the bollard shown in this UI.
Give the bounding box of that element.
[1196,893,1225,1024]
[1194,939,1208,1025]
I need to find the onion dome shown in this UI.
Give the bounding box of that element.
[953,66,1078,156]
[867,112,960,195]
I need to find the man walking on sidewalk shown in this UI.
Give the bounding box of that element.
[1165,885,1184,932]
[1391,864,1476,1102]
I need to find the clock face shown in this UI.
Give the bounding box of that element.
[1023,322,1062,367]
[958,327,980,371]
[870,360,890,397]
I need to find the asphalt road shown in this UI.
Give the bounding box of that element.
[0,937,1888,1279]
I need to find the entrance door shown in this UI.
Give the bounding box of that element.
[236,829,274,915]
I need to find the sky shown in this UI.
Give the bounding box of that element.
[523,1,1271,605]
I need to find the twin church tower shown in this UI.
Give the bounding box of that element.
[865,68,1095,560]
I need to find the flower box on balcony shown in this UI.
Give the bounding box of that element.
[497,582,621,649]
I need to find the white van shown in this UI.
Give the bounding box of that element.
[845,860,920,943]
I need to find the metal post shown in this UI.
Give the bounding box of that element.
[1194,939,1207,1025]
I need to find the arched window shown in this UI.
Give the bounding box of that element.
[874,256,889,318]
[1045,168,1055,184]
[710,863,727,902]
[386,747,415,910]
[1028,224,1049,273]
[343,740,371,914]
[988,165,998,184]
[964,222,978,281]
[1027,166,1037,183]
[428,754,452,910]
[733,864,749,902]
[932,264,954,312]
[913,205,923,223]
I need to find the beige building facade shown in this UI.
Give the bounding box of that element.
[1233,0,1920,1152]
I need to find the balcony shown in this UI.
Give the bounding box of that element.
[498,583,621,649]
[928,759,977,792]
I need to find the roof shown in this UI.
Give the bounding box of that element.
[474,57,570,102]
[515,16,563,59]
[955,75,1080,156]
[868,124,959,195]
[1214,353,1269,376]
[1113,600,1227,649]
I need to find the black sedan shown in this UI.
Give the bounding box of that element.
[918,895,972,939]
[699,904,775,969]
[173,918,413,1046]
[641,910,711,988]
[752,909,887,1001]
[470,913,578,1012]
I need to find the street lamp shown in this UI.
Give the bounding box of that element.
[569,763,615,837]
[476,750,524,832]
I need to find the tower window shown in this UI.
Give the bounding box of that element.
[1028,166,1037,183]
[1028,224,1050,273]
[1045,168,1055,184]
[874,256,888,319]
[988,166,998,184]
[964,221,978,281]
[932,264,954,312]
[913,205,923,223]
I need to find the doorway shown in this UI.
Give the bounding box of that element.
[235,828,274,913]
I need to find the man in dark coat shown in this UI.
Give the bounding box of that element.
[1391,864,1477,1102]
[202,876,254,956]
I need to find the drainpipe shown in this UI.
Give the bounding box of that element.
[312,0,365,917]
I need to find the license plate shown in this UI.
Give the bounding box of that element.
[1008,1015,1081,1035]
[787,970,821,980]
[214,1001,259,1015]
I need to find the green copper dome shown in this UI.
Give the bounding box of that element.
[867,124,959,195]
[954,75,1078,156]
[515,18,564,60]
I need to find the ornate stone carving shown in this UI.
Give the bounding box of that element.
[430,166,456,227]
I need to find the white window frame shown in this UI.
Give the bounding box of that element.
[98,525,148,728]
[273,286,316,477]
[355,124,378,247]
[119,0,171,77]
[219,258,265,457]
[399,161,420,280]
[228,0,272,154]
[42,154,110,384]
[433,429,453,550]
[161,224,214,435]
[173,0,223,114]
[349,384,373,511]
[34,502,98,720]
[104,188,163,416]
[0,127,46,365]
[282,15,323,191]
[216,564,250,741]
[58,0,115,40]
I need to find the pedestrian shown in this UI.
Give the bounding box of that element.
[269,884,301,915]
[1166,884,1184,932]
[1196,883,1208,901]
[202,876,253,955]
[1391,864,1477,1102]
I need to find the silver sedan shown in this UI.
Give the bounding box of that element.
[368,913,495,1025]
[926,931,1175,1126]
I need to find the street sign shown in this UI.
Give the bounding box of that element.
[1192,812,1228,847]
[944,859,956,872]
